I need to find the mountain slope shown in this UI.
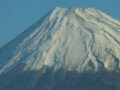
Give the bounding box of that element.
[1,68,120,90]
[0,7,120,76]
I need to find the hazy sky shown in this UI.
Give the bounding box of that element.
[0,0,120,47]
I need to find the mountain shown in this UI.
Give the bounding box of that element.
[0,7,120,90]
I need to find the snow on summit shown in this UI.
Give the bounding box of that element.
[0,7,120,75]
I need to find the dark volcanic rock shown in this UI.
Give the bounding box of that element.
[0,67,120,90]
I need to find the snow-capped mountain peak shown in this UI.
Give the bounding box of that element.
[0,7,120,75]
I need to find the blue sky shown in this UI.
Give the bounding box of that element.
[0,0,120,47]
